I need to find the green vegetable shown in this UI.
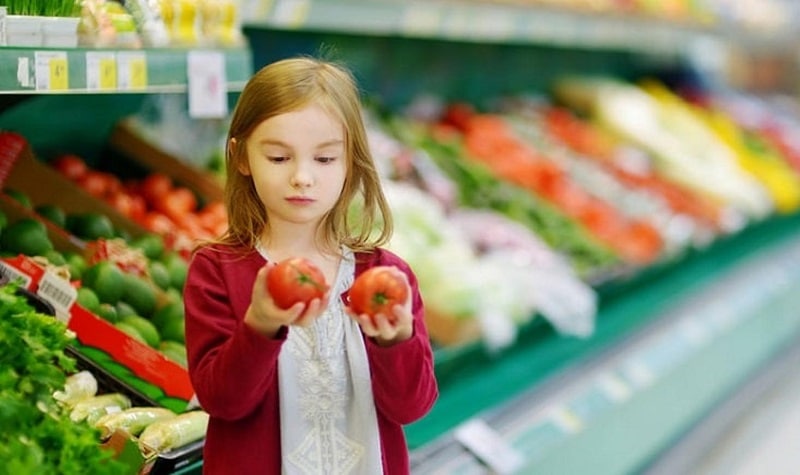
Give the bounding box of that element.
[2,0,80,17]
[0,283,127,475]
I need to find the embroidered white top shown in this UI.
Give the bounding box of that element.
[256,246,383,474]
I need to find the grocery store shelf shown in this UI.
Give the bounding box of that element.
[242,0,711,53]
[408,214,800,474]
[0,46,252,94]
[644,328,800,475]
[240,0,797,55]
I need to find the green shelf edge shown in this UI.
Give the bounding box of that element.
[0,46,252,93]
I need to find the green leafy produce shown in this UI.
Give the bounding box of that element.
[2,0,80,17]
[0,283,127,475]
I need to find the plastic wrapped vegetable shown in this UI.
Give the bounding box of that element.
[94,407,177,438]
[138,410,210,454]
[53,370,98,407]
[69,393,132,425]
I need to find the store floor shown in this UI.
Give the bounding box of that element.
[645,336,800,475]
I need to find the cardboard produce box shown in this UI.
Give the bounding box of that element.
[1,147,148,241]
[109,119,225,204]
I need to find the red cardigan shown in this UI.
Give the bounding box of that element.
[184,245,438,474]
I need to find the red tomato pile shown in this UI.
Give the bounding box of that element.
[50,155,228,255]
[266,257,329,309]
[348,266,408,322]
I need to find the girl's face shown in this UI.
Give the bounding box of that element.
[241,103,347,232]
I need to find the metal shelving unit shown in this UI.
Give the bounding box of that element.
[240,0,799,55]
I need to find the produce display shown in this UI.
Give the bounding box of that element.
[0,284,127,474]
[2,57,800,474]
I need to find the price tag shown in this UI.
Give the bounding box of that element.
[86,52,117,91]
[242,0,274,18]
[0,261,33,289]
[117,52,148,90]
[187,50,228,119]
[272,0,310,28]
[622,359,655,388]
[0,6,8,46]
[401,5,441,37]
[597,373,632,403]
[36,271,77,323]
[473,10,514,40]
[16,57,31,88]
[549,406,583,434]
[454,418,525,474]
[34,51,69,91]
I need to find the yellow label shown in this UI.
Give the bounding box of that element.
[49,58,68,90]
[129,57,147,89]
[99,58,117,90]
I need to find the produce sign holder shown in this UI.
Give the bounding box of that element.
[109,119,225,203]
[2,147,147,239]
[0,254,194,402]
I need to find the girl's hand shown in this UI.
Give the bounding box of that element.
[244,264,329,337]
[346,273,414,347]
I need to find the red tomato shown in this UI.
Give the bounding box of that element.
[78,171,119,197]
[140,173,173,207]
[348,266,408,321]
[52,154,88,181]
[266,257,329,310]
[156,187,197,219]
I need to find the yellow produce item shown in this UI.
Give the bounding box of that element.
[702,108,800,213]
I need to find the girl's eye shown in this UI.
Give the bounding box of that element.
[268,156,289,163]
[316,156,336,164]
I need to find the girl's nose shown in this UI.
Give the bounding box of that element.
[290,163,312,188]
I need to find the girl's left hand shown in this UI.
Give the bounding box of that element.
[345,277,413,347]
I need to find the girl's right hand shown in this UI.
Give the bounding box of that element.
[244,264,329,337]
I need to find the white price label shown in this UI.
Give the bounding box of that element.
[597,373,632,403]
[34,51,69,91]
[401,6,441,36]
[272,0,309,28]
[0,262,33,289]
[86,52,117,91]
[454,419,525,474]
[36,271,77,323]
[549,406,583,434]
[117,52,148,90]
[187,50,228,119]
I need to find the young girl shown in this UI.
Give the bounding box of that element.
[183,57,438,474]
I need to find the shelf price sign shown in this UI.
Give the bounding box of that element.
[187,50,227,119]
[117,52,148,90]
[86,52,117,91]
[34,51,69,91]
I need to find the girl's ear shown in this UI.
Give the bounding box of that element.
[231,138,251,176]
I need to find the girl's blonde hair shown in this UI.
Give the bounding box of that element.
[218,56,392,253]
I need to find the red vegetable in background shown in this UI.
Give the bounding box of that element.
[266,257,328,310]
[51,154,88,181]
[348,266,408,322]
